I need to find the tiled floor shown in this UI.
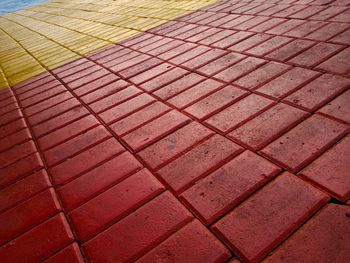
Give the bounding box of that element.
[0,0,350,262]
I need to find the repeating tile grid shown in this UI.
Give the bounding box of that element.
[1,0,350,262]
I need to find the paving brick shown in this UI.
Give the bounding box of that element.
[61,65,102,84]
[147,40,183,56]
[220,15,254,28]
[55,61,95,79]
[38,115,99,151]
[158,43,197,61]
[17,80,61,101]
[330,8,350,22]
[158,135,243,194]
[167,79,224,109]
[0,213,74,263]
[24,92,72,117]
[228,34,272,52]
[309,6,348,20]
[259,5,291,16]
[200,29,237,46]
[212,31,253,49]
[0,108,23,126]
[283,74,350,112]
[0,103,18,117]
[181,49,228,70]
[109,54,151,73]
[0,95,16,108]
[0,169,50,213]
[266,39,315,62]
[170,45,211,65]
[0,188,60,245]
[69,169,164,242]
[100,93,156,125]
[83,191,193,263]
[250,18,287,32]
[50,137,124,186]
[118,57,163,79]
[184,86,247,121]
[197,53,246,76]
[138,219,231,263]
[212,173,329,263]
[101,50,139,67]
[73,73,120,97]
[52,58,89,74]
[229,103,309,150]
[288,43,344,68]
[299,135,350,201]
[43,125,111,167]
[20,85,66,108]
[153,73,205,100]
[215,57,267,83]
[304,23,350,41]
[316,47,350,75]
[27,98,81,126]
[58,151,143,211]
[186,28,222,43]
[138,38,173,53]
[140,67,188,92]
[32,106,89,138]
[246,36,291,57]
[0,118,26,139]
[66,69,110,90]
[122,110,189,152]
[181,151,280,225]
[44,243,84,263]
[318,89,350,123]
[205,94,275,133]
[129,63,175,85]
[0,128,32,153]
[262,204,350,263]
[14,74,57,94]
[260,114,349,172]
[235,16,270,31]
[88,86,142,113]
[284,21,327,38]
[234,61,290,90]
[330,28,350,45]
[110,102,170,137]
[256,67,320,99]
[289,5,327,19]
[0,140,37,168]
[0,153,44,189]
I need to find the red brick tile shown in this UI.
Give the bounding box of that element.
[73,74,120,97]
[305,23,350,42]
[110,102,170,137]
[288,43,344,68]
[121,110,189,152]
[229,103,309,150]
[228,34,272,52]
[260,114,349,172]
[283,74,350,112]
[284,21,327,38]
[66,69,110,90]
[43,125,111,167]
[212,173,329,263]
[310,6,348,20]
[49,137,124,186]
[147,40,183,56]
[17,80,61,100]
[205,94,275,133]
[69,169,164,242]
[137,122,213,170]
[181,48,228,70]
[266,39,315,62]
[138,219,231,262]
[246,36,291,57]
[80,80,129,104]
[27,98,81,126]
[330,28,350,45]
[258,5,291,16]
[265,19,304,34]
[101,50,139,67]
[186,28,221,43]
[234,61,290,90]
[99,93,155,125]
[0,128,32,153]
[256,67,320,99]
[0,95,16,107]
[14,74,57,94]
[130,35,164,50]
[83,191,192,263]
[129,63,175,85]
[55,61,95,79]
[0,213,74,263]
[20,86,66,109]
[109,54,151,73]
[158,135,243,194]
[316,47,350,74]
[138,38,173,53]
[0,169,50,213]
[165,25,198,38]
[32,106,89,138]
[184,86,247,121]
[220,15,254,28]
[200,29,237,46]
[170,45,211,65]
[235,16,270,31]
[88,86,142,113]
[52,58,88,74]
[250,18,287,32]
[0,154,44,189]
[263,204,350,263]
[153,73,205,100]
[197,53,246,76]
[58,151,143,211]
[290,6,327,19]
[24,92,72,117]
[299,135,350,201]
[44,243,84,263]
[118,58,163,79]
[140,67,188,92]
[211,31,252,49]
[159,43,197,61]
[0,188,60,245]
[318,89,350,123]
[330,8,350,22]
[121,34,154,48]
[0,103,18,117]
[0,118,26,139]
[181,150,280,225]
[245,4,274,15]
[61,65,101,83]
[214,57,267,83]
[167,79,224,109]
[38,115,99,151]
[0,108,23,126]
[0,140,37,168]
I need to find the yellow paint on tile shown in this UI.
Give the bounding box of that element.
[0,0,217,89]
